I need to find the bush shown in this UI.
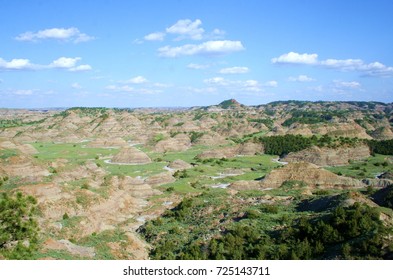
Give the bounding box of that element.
[0,192,39,259]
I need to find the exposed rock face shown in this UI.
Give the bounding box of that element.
[112,147,151,164]
[229,180,261,190]
[196,146,237,159]
[44,239,95,258]
[260,162,364,189]
[87,138,128,148]
[371,126,393,140]
[194,133,227,146]
[298,191,379,212]
[283,144,370,166]
[315,123,372,139]
[168,159,192,170]
[379,172,393,180]
[154,134,191,152]
[196,143,264,159]
[362,178,393,188]
[144,172,175,187]
[2,155,50,180]
[237,142,264,156]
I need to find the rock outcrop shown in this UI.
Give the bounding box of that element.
[260,162,364,189]
[154,134,191,152]
[112,147,151,164]
[237,142,264,156]
[168,159,192,170]
[283,144,370,166]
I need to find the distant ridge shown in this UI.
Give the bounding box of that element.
[217,99,243,109]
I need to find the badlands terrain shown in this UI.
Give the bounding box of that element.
[1,99,393,259]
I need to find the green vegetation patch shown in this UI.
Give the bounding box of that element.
[327,154,393,179]
[0,149,18,159]
[32,142,115,162]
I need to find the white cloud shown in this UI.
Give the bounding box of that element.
[183,86,218,94]
[15,27,94,43]
[105,84,161,94]
[333,80,361,89]
[158,40,244,57]
[153,82,172,88]
[204,77,275,93]
[166,19,204,40]
[50,57,80,68]
[187,63,210,70]
[0,56,92,72]
[106,77,166,94]
[263,80,278,87]
[211,28,226,38]
[204,77,229,86]
[124,76,148,84]
[288,75,315,82]
[69,64,92,72]
[0,58,35,70]
[71,82,82,89]
[320,59,364,70]
[132,39,144,44]
[13,89,34,95]
[49,57,92,72]
[106,85,135,92]
[273,51,393,77]
[271,52,318,64]
[144,32,165,41]
[219,66,249,74]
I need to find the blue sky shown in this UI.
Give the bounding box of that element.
[0,0,392,108]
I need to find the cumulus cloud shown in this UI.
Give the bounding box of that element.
[158,40,244,57]
[124,76,148,84]
[333,80,361,89]
[71,83,82,89]
[144,32,165,41]
[204,77,229,86]
[187,63,210,70]
[166,19,204,40]
[288,75,315,82]
[204,77,276,93]
[211,28,226,38]
[106,76,167,94]
[271,52,318,64]
[219,66,249,74]
[273,51,393,77]
[105,84,161,94]
[15,27,94,43]
[0,56,92,72]
[264,80,278,87]
[50,57,80,68]
[321,59,393,76]
[69,64,92,72]
[13,89,35,95]
[49,57,92,72]
[0,57,35,70]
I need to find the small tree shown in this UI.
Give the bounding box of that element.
[0,192,39,259]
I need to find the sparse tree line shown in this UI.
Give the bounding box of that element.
[139,191,393,260]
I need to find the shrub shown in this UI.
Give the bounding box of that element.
[0,192,39,259]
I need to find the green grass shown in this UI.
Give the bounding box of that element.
[326,154,392,179]
[0,149,18,159]
[31,142,116,166]
[33,249,83,260]
[100,160,167,177]
[77,229,129,259]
